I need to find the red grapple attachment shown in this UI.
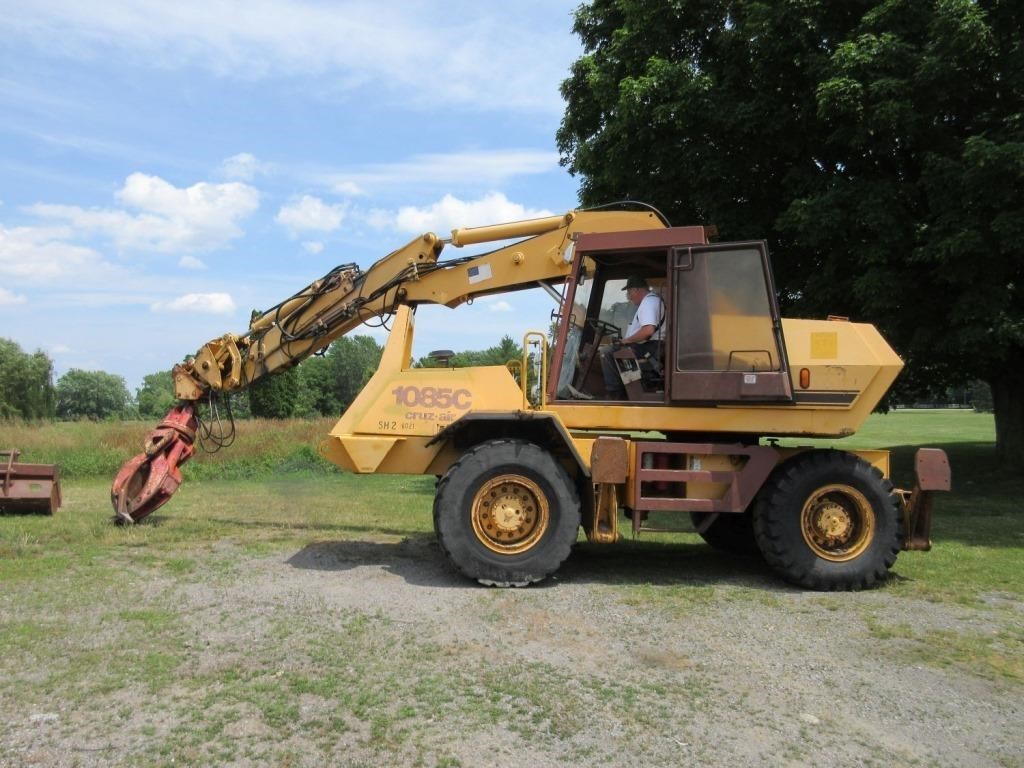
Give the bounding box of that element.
[111,404,198,524]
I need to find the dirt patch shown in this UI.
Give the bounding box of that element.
[2,536,1022,767]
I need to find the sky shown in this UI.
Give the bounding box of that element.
[0,0,588,391]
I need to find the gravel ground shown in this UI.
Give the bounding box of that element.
[3,536,1022,768]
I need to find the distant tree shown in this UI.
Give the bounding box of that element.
[248,366,302,419]
[135,371,177,419]
[225,392,251,419]
[416,335,523,368]
[55,368,130,420]
[313,336,385,415]
[296,354,341,418]
[558,0,1024,466]
[0,338,55,419]
[476,335,523,367]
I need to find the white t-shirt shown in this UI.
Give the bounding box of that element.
[626,291,664,341]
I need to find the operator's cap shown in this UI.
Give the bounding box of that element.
[623,276,648,290]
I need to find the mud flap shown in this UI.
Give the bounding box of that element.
[896,448,951,551]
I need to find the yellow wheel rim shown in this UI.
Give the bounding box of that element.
[800,484,875,562]
[471,474,550,555]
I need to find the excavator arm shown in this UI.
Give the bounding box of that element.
[112,208,666,522]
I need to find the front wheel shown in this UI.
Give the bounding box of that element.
[753,450,902,590]
[433,439,581,586]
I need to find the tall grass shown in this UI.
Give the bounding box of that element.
[0,417,338,479]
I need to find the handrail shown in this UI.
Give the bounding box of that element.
[522,332,548,410]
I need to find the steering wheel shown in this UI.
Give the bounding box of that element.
[587,318,621,345]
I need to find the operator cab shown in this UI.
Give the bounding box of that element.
[549,227,794,405]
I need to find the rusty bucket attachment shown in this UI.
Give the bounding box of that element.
[110,404,198,524]
[0,450,62,515]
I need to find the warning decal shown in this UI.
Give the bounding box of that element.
[467,263,493,284]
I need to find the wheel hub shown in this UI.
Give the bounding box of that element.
[471,475,550,555]
[488,488,529,532]
[800,484,875,562]
[813,501,854,543]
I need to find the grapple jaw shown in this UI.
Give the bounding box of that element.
[111,404,198,524]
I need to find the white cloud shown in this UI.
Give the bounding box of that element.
[488,300,513,312]
[363,209,394,230]
[0,224,121,283]
[151,292,237,314]
[178,255,207,269]
[0,286,27,306]
[385,192,554,235]
[220,152,268,182]
[30,173,260,253]
[326,149,558,193]
[3,1,576,113]
[333,181,364,197]
[302,241,324,254]
[48,344,72,354]
[276,195,346,234]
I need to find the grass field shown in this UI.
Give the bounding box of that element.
[1,410,1022,766]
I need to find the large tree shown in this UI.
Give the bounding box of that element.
[55,369,130,420]
[558,0,1024,465]
[135,371,177,420]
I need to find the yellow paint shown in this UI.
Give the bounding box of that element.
[449,212,575,246]
[810,331,839,359]
[337,436,402,473]
[322,306,527,474]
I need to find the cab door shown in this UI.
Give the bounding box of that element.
[669,241,793,403]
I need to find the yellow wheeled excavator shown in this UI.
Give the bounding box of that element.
[112,204,949,590]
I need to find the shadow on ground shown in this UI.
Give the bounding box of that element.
[200,515,422,540]
[285,535,789,592]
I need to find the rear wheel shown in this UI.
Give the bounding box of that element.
[753,450,901,590]
[433,439,581,586]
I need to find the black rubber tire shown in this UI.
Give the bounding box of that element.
[690,511,759,555]
[433,439,581,586]
[752,450,902,591]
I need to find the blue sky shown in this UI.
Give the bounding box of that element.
[0,0,586,391]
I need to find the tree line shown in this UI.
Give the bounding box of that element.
[0,334,524,421]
